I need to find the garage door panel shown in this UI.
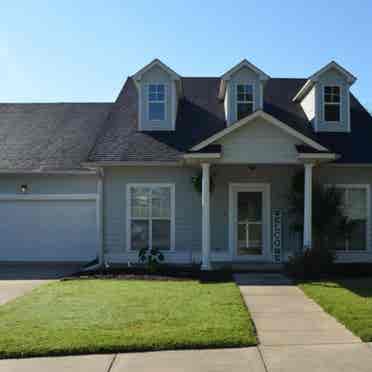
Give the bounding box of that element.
[0,199,97,261]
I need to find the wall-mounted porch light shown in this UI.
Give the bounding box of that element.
[20,184,28,194]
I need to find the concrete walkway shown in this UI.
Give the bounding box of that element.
[235,273,372,371]
[234,273,360,346]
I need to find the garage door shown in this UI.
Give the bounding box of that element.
[0,195,98,262]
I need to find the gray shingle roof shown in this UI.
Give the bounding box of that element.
[0,103,111,170]
[88,77,226,162]
[1,75,371,169]
[89,76,372,164]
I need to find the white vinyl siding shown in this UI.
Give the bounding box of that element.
[216,117,301,164]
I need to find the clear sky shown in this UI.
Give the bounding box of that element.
[1,1,371,110]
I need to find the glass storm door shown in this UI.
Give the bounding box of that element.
[237,191,263,256]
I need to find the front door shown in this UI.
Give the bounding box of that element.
[229,183,271,260]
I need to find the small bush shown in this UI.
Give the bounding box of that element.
[285,247,335,280]
[138,247,164,273]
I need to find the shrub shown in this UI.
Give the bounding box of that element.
[285,246,335,280]
[138,247,164,273]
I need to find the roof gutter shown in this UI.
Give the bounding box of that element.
[297,153,340,163]
[81,161,183,167]
[183,153,221,159]
[0,169,98,175]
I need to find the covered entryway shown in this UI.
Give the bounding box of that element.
[0,194,98,263]
[185,110,337,269]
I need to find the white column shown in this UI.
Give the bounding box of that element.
[201,163,211,270]
[303,163,314,251]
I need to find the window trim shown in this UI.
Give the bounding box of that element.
[325,184,371,252]
[323,85,342,123]
[126,183,175,252]
[147,83,167,122]
[236,83,255,121]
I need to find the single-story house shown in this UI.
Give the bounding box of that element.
[1,58,372,270]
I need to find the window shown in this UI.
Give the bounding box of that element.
[324,86,341,122]
[334,186,369,251]
[148,84,165,121]
[236,84,254,120]
[128,184,174,251]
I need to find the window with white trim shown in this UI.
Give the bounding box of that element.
[335,186,369,251]
[148,84,165,121]
[236,84,254,120]
[128,184,174,251]
[324,86,341,122]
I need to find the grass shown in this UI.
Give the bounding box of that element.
[0,279,256,359]
[300,277,372,341]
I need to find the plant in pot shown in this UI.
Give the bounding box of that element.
[191,171,215,194]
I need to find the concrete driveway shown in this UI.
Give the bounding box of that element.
[0,263,82,280]
[0,280,49,305]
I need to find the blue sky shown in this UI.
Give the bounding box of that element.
[1,1,371,110]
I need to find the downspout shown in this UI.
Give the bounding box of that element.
[82,167,105,272]
[97,167,104,267]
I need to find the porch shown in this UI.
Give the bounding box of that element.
[197,163,311,270]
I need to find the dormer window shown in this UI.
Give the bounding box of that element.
[237,84,254,120]
[148,84,166,121]
[324,86,341,122]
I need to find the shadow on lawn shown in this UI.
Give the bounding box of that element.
[301,278,372,299]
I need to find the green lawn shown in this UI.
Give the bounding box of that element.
[300,277,372,341]
[0,279,256,359]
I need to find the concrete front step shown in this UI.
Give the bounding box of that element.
[219,263,283,272]
[234,273,292,285]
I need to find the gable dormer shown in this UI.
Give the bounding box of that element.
[133,59,182,131]
[293,61,357,133]
[218,59,270,125]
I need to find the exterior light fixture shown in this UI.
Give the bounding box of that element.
[20,184,28,194]
[248,166,257,173]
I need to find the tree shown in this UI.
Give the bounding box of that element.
[288,170,354,250]
[286,170,357,278]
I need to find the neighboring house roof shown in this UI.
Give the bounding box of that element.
[0,103,111,170]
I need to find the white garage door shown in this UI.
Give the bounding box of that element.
[0,195,98,262]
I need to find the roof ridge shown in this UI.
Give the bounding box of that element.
[181,76,307,80]
[0,102,113,105]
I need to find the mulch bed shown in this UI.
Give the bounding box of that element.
[65,266,234,283]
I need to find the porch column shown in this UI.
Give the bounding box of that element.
[201,163,211,270]
[303,163,314,251]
